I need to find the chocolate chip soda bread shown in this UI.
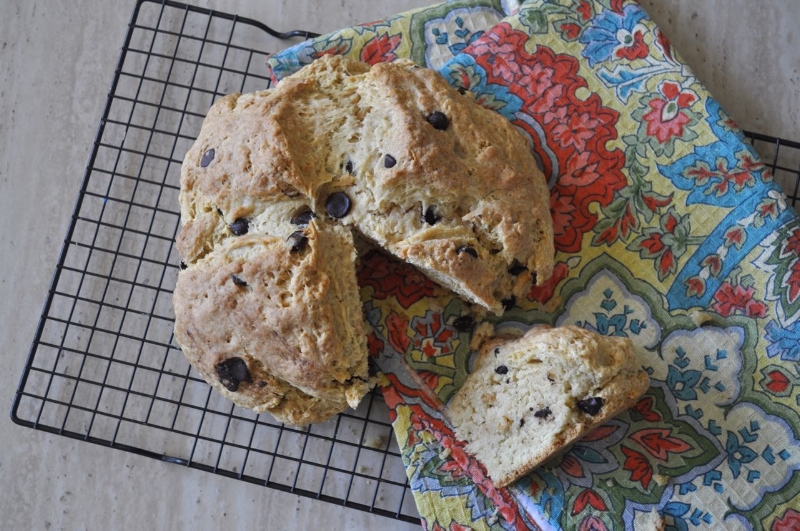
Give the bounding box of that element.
[173,55,554,425]
[448,325,650,487]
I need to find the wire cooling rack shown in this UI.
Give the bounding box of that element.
[10,0,800,525]
[10,0,419,523]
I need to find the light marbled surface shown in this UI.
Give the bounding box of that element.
[1,1,797,530]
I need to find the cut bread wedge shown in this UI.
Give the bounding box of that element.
[448,325,650,487]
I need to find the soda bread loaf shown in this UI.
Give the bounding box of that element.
[448,325,650,487]
[172,55,554,425]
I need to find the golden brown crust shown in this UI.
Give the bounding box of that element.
[174,54,555,425]
[330,56,554,311]
[173,221,369,425]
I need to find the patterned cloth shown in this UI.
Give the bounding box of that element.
[267,1,800,529]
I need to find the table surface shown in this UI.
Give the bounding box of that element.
[2,1,798,529]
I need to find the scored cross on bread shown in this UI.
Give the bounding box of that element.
[173,55,554,424]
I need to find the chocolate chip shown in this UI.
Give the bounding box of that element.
[384,154,396,168]
[501,296,516,311]
[229,217,249,235]
[215,357,251,392]
[494,348,500,357]
[231,274,247,287]
[291,209,315,227]
[287,231,308,253]
[426,111,450,131]
[495,365,508,375]
[326,192,351,218]
[424,205,441,225]
[345,160,355,175]
[456,245,478,258]
[452,315,474,332]
[200,148,215,167]
[509,261,527,276]
[519,418,525,428]
[534,407,552,419]
[179,261,187,270]
[577,397,605,416]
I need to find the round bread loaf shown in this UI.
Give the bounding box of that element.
[173,55,554,425]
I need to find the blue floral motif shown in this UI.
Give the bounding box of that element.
[725,431,758,480]
[661,97,794,311]
[269,41,314,81]
[439,55,523,120]
[765,320,800,362]
[578,4,647,67]
[576,287,648,337]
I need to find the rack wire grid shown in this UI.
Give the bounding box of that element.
[10,0,800,525]
[10,0,420,523]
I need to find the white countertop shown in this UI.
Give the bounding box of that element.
[2,1,798,530]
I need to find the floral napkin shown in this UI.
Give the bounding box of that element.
[267,1,800,530]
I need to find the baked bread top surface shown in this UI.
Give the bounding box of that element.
[173,55,555,424]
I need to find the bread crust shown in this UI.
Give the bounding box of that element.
[173,55,555,425]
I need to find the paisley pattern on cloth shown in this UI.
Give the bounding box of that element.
[267,1,800,529]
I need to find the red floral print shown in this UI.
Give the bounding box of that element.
[643,81,698,143]
[552,111,600,151]
[561,22,582,40]
[764,370,790,394]
[621,445,653,489]
[724,227,745,249]
[357,250,437,308]
[360,33,402,65]
[655,28,674,62]
[610,0,625,13]
[615,30,648,60]
[632,396,662,422]
[561,454,586,478]
[367,331,384,357]
[701,254,723,277]
[579,515,610,531]
[783,228,800,256]
[685,158,755,196]
[712,282,767,318]
[528,261,570,303]
[417,370,441,391]
[577,1,593,21]
[631,428,692,461]
[411,313,456,358]
[572,489,607,515]
[386,311,411,353]
[551,189,583,251]
[463,23,626,253]
[561,151,601,187]
[582,424,620,442]
[787,260,800,304]
[773,509,800,531]
[684,276,705,297]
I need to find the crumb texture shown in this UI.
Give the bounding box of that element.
[448,325,650,487]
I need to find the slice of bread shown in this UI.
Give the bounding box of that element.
[448,325,650,487]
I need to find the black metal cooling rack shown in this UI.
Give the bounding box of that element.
[10,0,418,523]
[10,0,800,525]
